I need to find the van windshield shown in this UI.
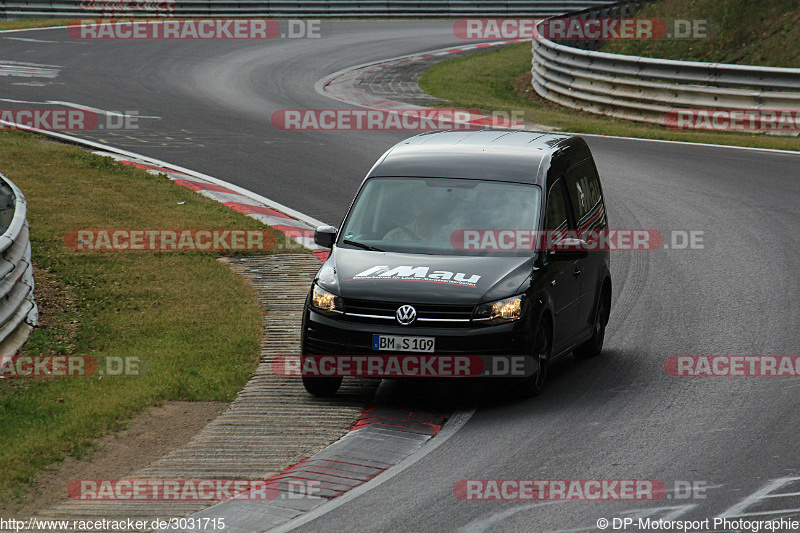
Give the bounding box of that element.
[338,177,541,256]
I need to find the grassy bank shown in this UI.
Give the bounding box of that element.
[418,43,800,151]
[0,19,71,31]
[0,130,302,504]
[603,0,800,68]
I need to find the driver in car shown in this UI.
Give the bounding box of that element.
[383,190,441,242]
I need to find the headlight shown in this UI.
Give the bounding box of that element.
[473,295,524,323]
[311,284,343,315]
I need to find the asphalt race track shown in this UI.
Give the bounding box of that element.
[2,20,799,532]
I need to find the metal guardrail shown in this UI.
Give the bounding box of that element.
[1,1,617,19]
[0,173,38,356]
[531,0,800,127]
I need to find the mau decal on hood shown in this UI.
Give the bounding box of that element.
[349,266,482,287]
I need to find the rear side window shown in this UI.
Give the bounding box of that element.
[545,181,568,230]
[564,159,605,227]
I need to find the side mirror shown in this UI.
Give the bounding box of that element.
[547,238,589,260]
[314,225,338,248]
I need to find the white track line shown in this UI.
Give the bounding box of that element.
[2,110,474,533]
[313,40,522,109]
[0,119,327,228]
[3,36,60,43]
[0,98,160,119]
[314,43,800,156]
[269,409,476,533]
[571,131,800,156]
[47,100,161,119]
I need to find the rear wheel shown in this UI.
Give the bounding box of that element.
[302,376,342,397]
[574,286,610,359]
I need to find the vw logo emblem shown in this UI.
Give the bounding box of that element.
[395,305,417,326]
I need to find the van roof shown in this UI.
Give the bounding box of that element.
[367,130,579,185]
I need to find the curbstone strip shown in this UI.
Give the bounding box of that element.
[5,111,458,531]
[321,40,523,111]
[316,39,555,133]
[162,417,449,532]
[91,150,332,261]
[32,254,378,530]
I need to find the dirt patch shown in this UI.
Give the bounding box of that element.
[26,263,79,353]
[513,71,538,103]
[513,70,642,124]
[514,71,580,114]
[2,265,226,516]
[0,401,228,517]
[21,255,374,527]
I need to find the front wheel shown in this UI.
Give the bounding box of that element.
[302,376,342,397]
[515,319,551,398]
[574,287,609,359]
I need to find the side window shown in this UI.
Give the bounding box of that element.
[565,158,604,226]
[545,181,568,230]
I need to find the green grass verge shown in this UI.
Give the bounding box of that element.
[0,130,304,505]
[602,0,800,68]
[418,43,800,151]
[0,19,73,31]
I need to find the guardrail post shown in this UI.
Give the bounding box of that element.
[0,173,37,355]
[531,0,800,130]
[1,0,622,18]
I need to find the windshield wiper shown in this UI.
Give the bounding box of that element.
[342,239,385,252]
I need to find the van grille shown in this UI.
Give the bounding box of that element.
[341,298,474,327]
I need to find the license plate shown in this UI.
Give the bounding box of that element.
[372,334,435,352]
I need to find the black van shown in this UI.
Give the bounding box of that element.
[301,130,611,397]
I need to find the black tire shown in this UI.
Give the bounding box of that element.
[302,376,342,397]
[574,286,610,359]
[515,318,551,398]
